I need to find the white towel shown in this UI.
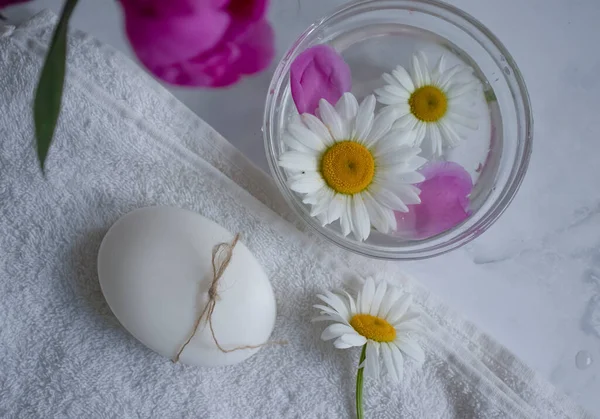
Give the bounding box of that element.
[0,11,592,419]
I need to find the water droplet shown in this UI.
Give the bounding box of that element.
[575,350,593,369]
[503,66,511,75]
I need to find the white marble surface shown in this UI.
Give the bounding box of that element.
[4,0,600,415]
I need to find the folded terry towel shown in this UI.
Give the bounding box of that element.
[0,11,592,419]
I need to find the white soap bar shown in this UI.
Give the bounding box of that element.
[97,206,276,367]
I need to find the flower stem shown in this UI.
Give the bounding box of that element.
[356,344,367,419]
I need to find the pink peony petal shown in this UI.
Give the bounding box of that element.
[120,0,273,88]
[122,0,230,67]
[227,0,269,22]
[227,18,274,75]
[395,161,473,239]
[156,18,274,87]
[290,45,351,115]
[0,0,30,7]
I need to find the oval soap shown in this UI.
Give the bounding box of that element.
[97,206,276,367]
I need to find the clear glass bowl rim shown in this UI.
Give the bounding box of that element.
[263,0,533,260]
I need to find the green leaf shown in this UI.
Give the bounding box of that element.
[33,0,79,172]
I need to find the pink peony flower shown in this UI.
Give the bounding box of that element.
[395,161,473,239]
[290,45,351,115]
[119,0,274,87]
[0,0,30,7]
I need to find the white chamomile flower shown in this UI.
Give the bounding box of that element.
[313,277,425,382]
[278,92,427,241]
[375,52,480,156]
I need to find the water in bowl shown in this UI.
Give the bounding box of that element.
[278,24,501,243]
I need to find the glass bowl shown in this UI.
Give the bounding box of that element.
[263,0,532,260]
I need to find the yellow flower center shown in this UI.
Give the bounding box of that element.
[350,313,396,342]
[409,85,448,122]
[320,141,375,195]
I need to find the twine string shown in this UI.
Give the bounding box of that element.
[173,234,285,363]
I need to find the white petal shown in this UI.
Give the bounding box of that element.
[387,294,413,324]
[377,145,422,167]
[391,66,415,92]
[377,288,398,318]
[436,64,465,90]
[381,207,397,232]
[340,207,352,237]
[447,81,478,99]
[377,157,426,177]
[389,343,405,381]
[340,195,354,236]
[353,95,376,142]
[334,334,367,349]
[312,315,340,323]
[288,173,325,194]
[363,191,395,233]
[317,291,350,320]
[369,281,387,316]
[316,212,329,225]
[411,52,430,87]
[343,290,357,315]
[367,108,398,145]
[381,343,399,382]
[339,333,368,347]
[397,339,425,365]
[398,156,428,174]
[303,186,329,205]
[312,304,339,315]
[374,89,407,106]
[426,124,444,157]
[278,152,318,171]
[431,54,446,83]
[447,111,479,130]
[375,167,422,185]
[290,113,303,126]
[383,84,410,99]
[283,132,311,152]
[351,194,371,241]
[387,184,421,205]
[438,120,462,147]
[335,92,359,122]
[373,131,417,156]
[382,72,398,87]
[450,94,473,107]
[319,99,346,140]
[418,51,432,84]
[313,304,348,324]
[448,104,479,120]
[309,188,335,218]
[333,339,354,349]
[360,277,376,314]
[392,113,418,132]
[365,342,380,379]
[391,103,411,118]
[289,123,326,152]
[413,122,426,147]
[371,187,409,212]
[321,323,356,340]
[302,114,334,146]
[326,194,345,225]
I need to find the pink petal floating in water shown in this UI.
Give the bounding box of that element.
[290,45,351,115]
[395,161,473,239]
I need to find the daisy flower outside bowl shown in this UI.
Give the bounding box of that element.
[264,0,532,260]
